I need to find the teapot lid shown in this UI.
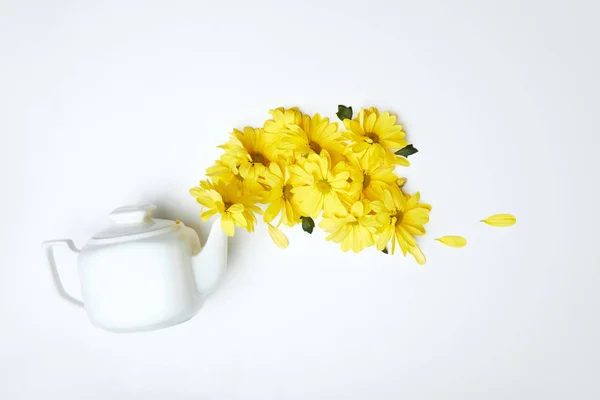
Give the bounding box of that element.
[93,204,176,240]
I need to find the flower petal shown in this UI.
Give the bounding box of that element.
[376,224,394,250]
[350,201,364,217]
[289,165,313,184]
[200,209,218,221]
[227,204,245,213]
[230,211,248,227]
[408,244,426,265]
[436,236,467,248]
[394,157,411,167]
[365,112,377,133]
[264,199,282,223]
[481,214,517,227]
[220,215,235,237]
[352,141,370,153]
[382,189,396,211]
[267,223,289,249]
[398,226,416,247]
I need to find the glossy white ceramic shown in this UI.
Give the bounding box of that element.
[42,204,227,333]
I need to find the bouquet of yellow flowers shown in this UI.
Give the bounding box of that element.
[190,105,435,264]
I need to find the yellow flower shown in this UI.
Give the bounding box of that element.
[331,160,360,208]
[372,187,431,264]
[260,162,301,227]
[481,214,516,227]
[205,159,231,182]
[279,113,346,164]
[263,107,304,163]
[206,159,265,198]
[436,236,467,248]
[345,153,398,201]
[289,152,350,218]
[219,126,279,180]
[343,107,409,165]
[319,200,379,253]
[263,107,304,133]
[189,179,262,236]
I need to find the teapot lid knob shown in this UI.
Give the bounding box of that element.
[92,204,176,240]
[108,204,157,224]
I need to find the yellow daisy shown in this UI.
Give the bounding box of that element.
[372,187,431,264]
[279,113,347,164]
[331,159,361,208]
[220,126,279,180]
[263,107,304,163]
[319,200,379,253]
[189,179,262,236]
[343,107,409,165]
[206,159,265,198]
[260,162,302,227]
[289,152,350,218]
[263,106,304,133]
[345,153,398,201]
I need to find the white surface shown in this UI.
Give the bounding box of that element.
[1,0,599,398]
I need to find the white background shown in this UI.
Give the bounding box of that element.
[1,0,599,398]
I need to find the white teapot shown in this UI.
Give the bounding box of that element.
[42,204,227,333]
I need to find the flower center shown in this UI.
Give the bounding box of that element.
[251,153,267,165]
[365,132,380,143]
[362,174,371,190]
[316,179,332,194]
[282,184,293,200]
[309,140,322,154]
[224,202,233,210]
[394,210,404,225]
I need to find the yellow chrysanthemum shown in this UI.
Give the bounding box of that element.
[289,152,349,218]
[206,159,266,197]
[319,200,379,253]
[189,179,262,236]
[260,162,301,227]
[279,113,347,164]
[205,159,231,182]
[263,107,304,163]
[263,107,304,133]
[219,126,279,180]
[345,153,398,201]
[343,107,409,165]
[193,105,438,258]
[372,187,431,264]
[331,160,360,208]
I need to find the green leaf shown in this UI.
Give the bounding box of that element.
[336,105,353,121]
[395,144,418,158]
[301,216,315,234]
[382,248,389,254]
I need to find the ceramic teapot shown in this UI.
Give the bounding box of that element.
[42,204,227,333]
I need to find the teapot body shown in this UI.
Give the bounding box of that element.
[79,226,202,332]
[43,204,227,333]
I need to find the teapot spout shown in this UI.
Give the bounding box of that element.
[191,217,228,295]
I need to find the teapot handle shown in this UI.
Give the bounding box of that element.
[42,240,84,308]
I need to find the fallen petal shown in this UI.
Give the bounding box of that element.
[267,223,289,249]
[436,236,467,248]
[481,214,517,227]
